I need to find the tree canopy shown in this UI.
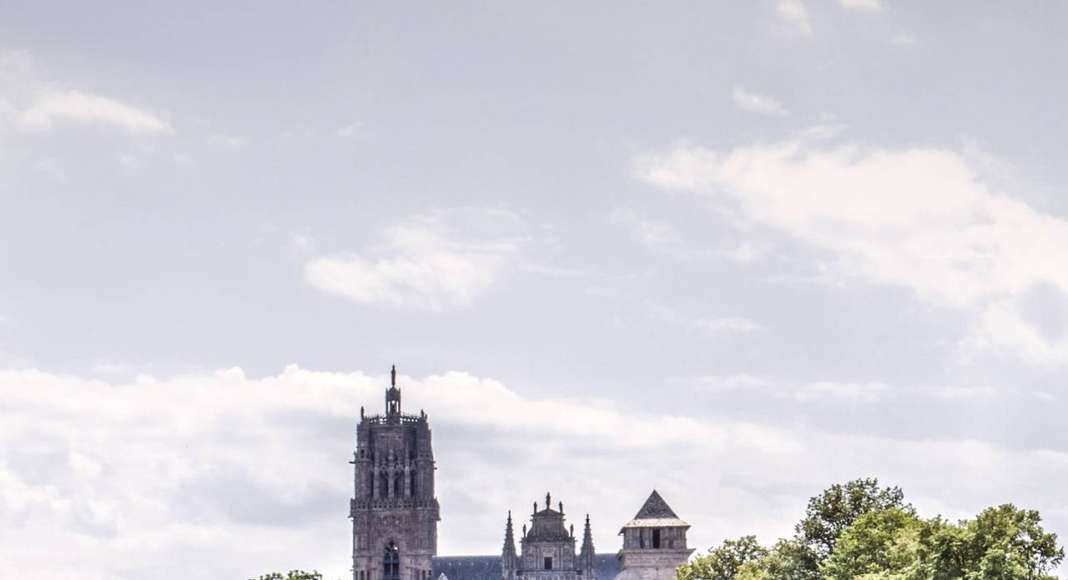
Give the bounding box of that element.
[676,478,1063,580]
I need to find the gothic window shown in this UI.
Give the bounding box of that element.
[652,528,661,549]
[381,472,391,497]
[383,541,401,580]
[544,557,553,570]
[410,470,417,496]
[394,472,404,497]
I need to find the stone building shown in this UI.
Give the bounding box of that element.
[351,366,440,580]
[501,494,597,580]
[351,369,691,580]
[615,491,693,580]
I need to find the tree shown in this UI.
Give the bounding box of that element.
[795,478,911,560]
[677,536,769,580]
[919,504,1063,580]
[736,538,819,580]
[821,508,923,580]
[676,480,1063,580]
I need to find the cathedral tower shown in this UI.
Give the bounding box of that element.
[351,366,440,580]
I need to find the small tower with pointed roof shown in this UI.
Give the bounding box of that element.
[615,491,693,580]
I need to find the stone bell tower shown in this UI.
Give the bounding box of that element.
[351,366,440,580]
[616,491,693,580]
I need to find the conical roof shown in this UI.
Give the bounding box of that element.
[634,490,678,520]
[620,490,688,530]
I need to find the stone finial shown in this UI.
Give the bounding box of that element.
[546,491,551,509]
[391,364,396,386]
[559,501,564,513]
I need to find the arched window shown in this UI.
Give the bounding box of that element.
[410,470,417,497]
[394,472,404,497]
[380,472,391,498]
[384,541,401,580]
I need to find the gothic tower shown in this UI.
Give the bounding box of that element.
[351,366,440,580]
[616,491,693,580]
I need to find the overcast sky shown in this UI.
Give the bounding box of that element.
[3,1,1068,579]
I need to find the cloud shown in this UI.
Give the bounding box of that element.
[305,209,528,310]
[776,0,812,36]
[0,50,171,135]
[732,87,790,118]
[15,89,171,134]
[838,0,882,13]
[637,140,1068,366]
[3,365,1068,579]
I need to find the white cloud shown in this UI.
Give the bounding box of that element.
[0,51,171,136]
[732,86,790,117]
[776,0,812,36]
[637,140,1068,366]
[838,0,882,13]
[3,365,1068,579]
[16,89,171,134]
[305,209,528,310]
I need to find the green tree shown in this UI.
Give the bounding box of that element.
[736,538,819,580]
[795,478,911,560]
[821,508,923,580]
[677,536,769,580]
[920,504,1063,580]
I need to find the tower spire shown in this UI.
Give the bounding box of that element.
[503,510,517,554]
[579,513,595,578]
[386,365,401,417]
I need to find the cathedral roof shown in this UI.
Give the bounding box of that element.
[620,490,688,530]
[432,555,620,580]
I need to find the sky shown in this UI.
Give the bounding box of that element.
[2,1,1068,578]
